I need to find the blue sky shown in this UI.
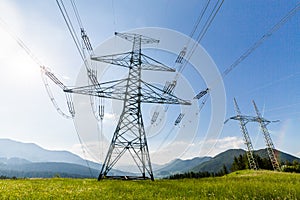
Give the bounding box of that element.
[0,0,299,164]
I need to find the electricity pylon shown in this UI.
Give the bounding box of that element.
[252,100,281,171]
[225,98,258,170]
[225,99,280,171]
[64,32,190,180]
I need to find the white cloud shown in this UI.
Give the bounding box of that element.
[149,136,245,164]
[200,136,244,156]
[69,134,246,166]
[216,136,244,149]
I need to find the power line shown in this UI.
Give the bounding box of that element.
[0,18,42,67]
[195,2,300,112]
[0,17,75,119]
[179,0,224,74]
[222,2,300,78]
[1,6,96,176]
[70,0,84,28]
[187,0,211,46]
[152,0,224,127]
[56,0,84,61]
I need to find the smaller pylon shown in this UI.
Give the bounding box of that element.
[252,100,281,171]
[225,98,258,170]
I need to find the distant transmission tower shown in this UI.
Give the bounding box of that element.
[252,100,281,171]
[225,99,281,171]
[225,98,258,170]
[64,32,190,180]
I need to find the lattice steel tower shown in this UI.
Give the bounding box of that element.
[252,100,281,171]
[225,98,258,170]
[64,32,190,180]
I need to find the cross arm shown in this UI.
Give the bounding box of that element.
[63,79,191,105]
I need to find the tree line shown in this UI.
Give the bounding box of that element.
[167,153,300,179]
[167,165,229,179]
[231,153,273,171]
[231,153,300,173]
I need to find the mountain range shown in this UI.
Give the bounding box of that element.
[0,139,130,178]
[0,139,88,165]
[154,148,300,176]
[0,138,299,178]
[189,148,300,173]
[154,156,211,177]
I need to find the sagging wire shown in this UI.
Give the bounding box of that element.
[0,17,75,119]
[57,0,108,171]
[150,0,223,134]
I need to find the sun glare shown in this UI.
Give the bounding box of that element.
[0,34,39,81]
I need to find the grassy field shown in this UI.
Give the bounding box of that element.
[0,170,299,199]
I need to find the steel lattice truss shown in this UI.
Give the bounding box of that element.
[225,98,258,170]
[64,79,190,105]
[252,100,281,171]
[65,32,191,180]
[225,99,280,171]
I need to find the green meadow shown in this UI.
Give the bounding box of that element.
[0,170,299,199]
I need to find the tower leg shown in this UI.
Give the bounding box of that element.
[252,100,280,171]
